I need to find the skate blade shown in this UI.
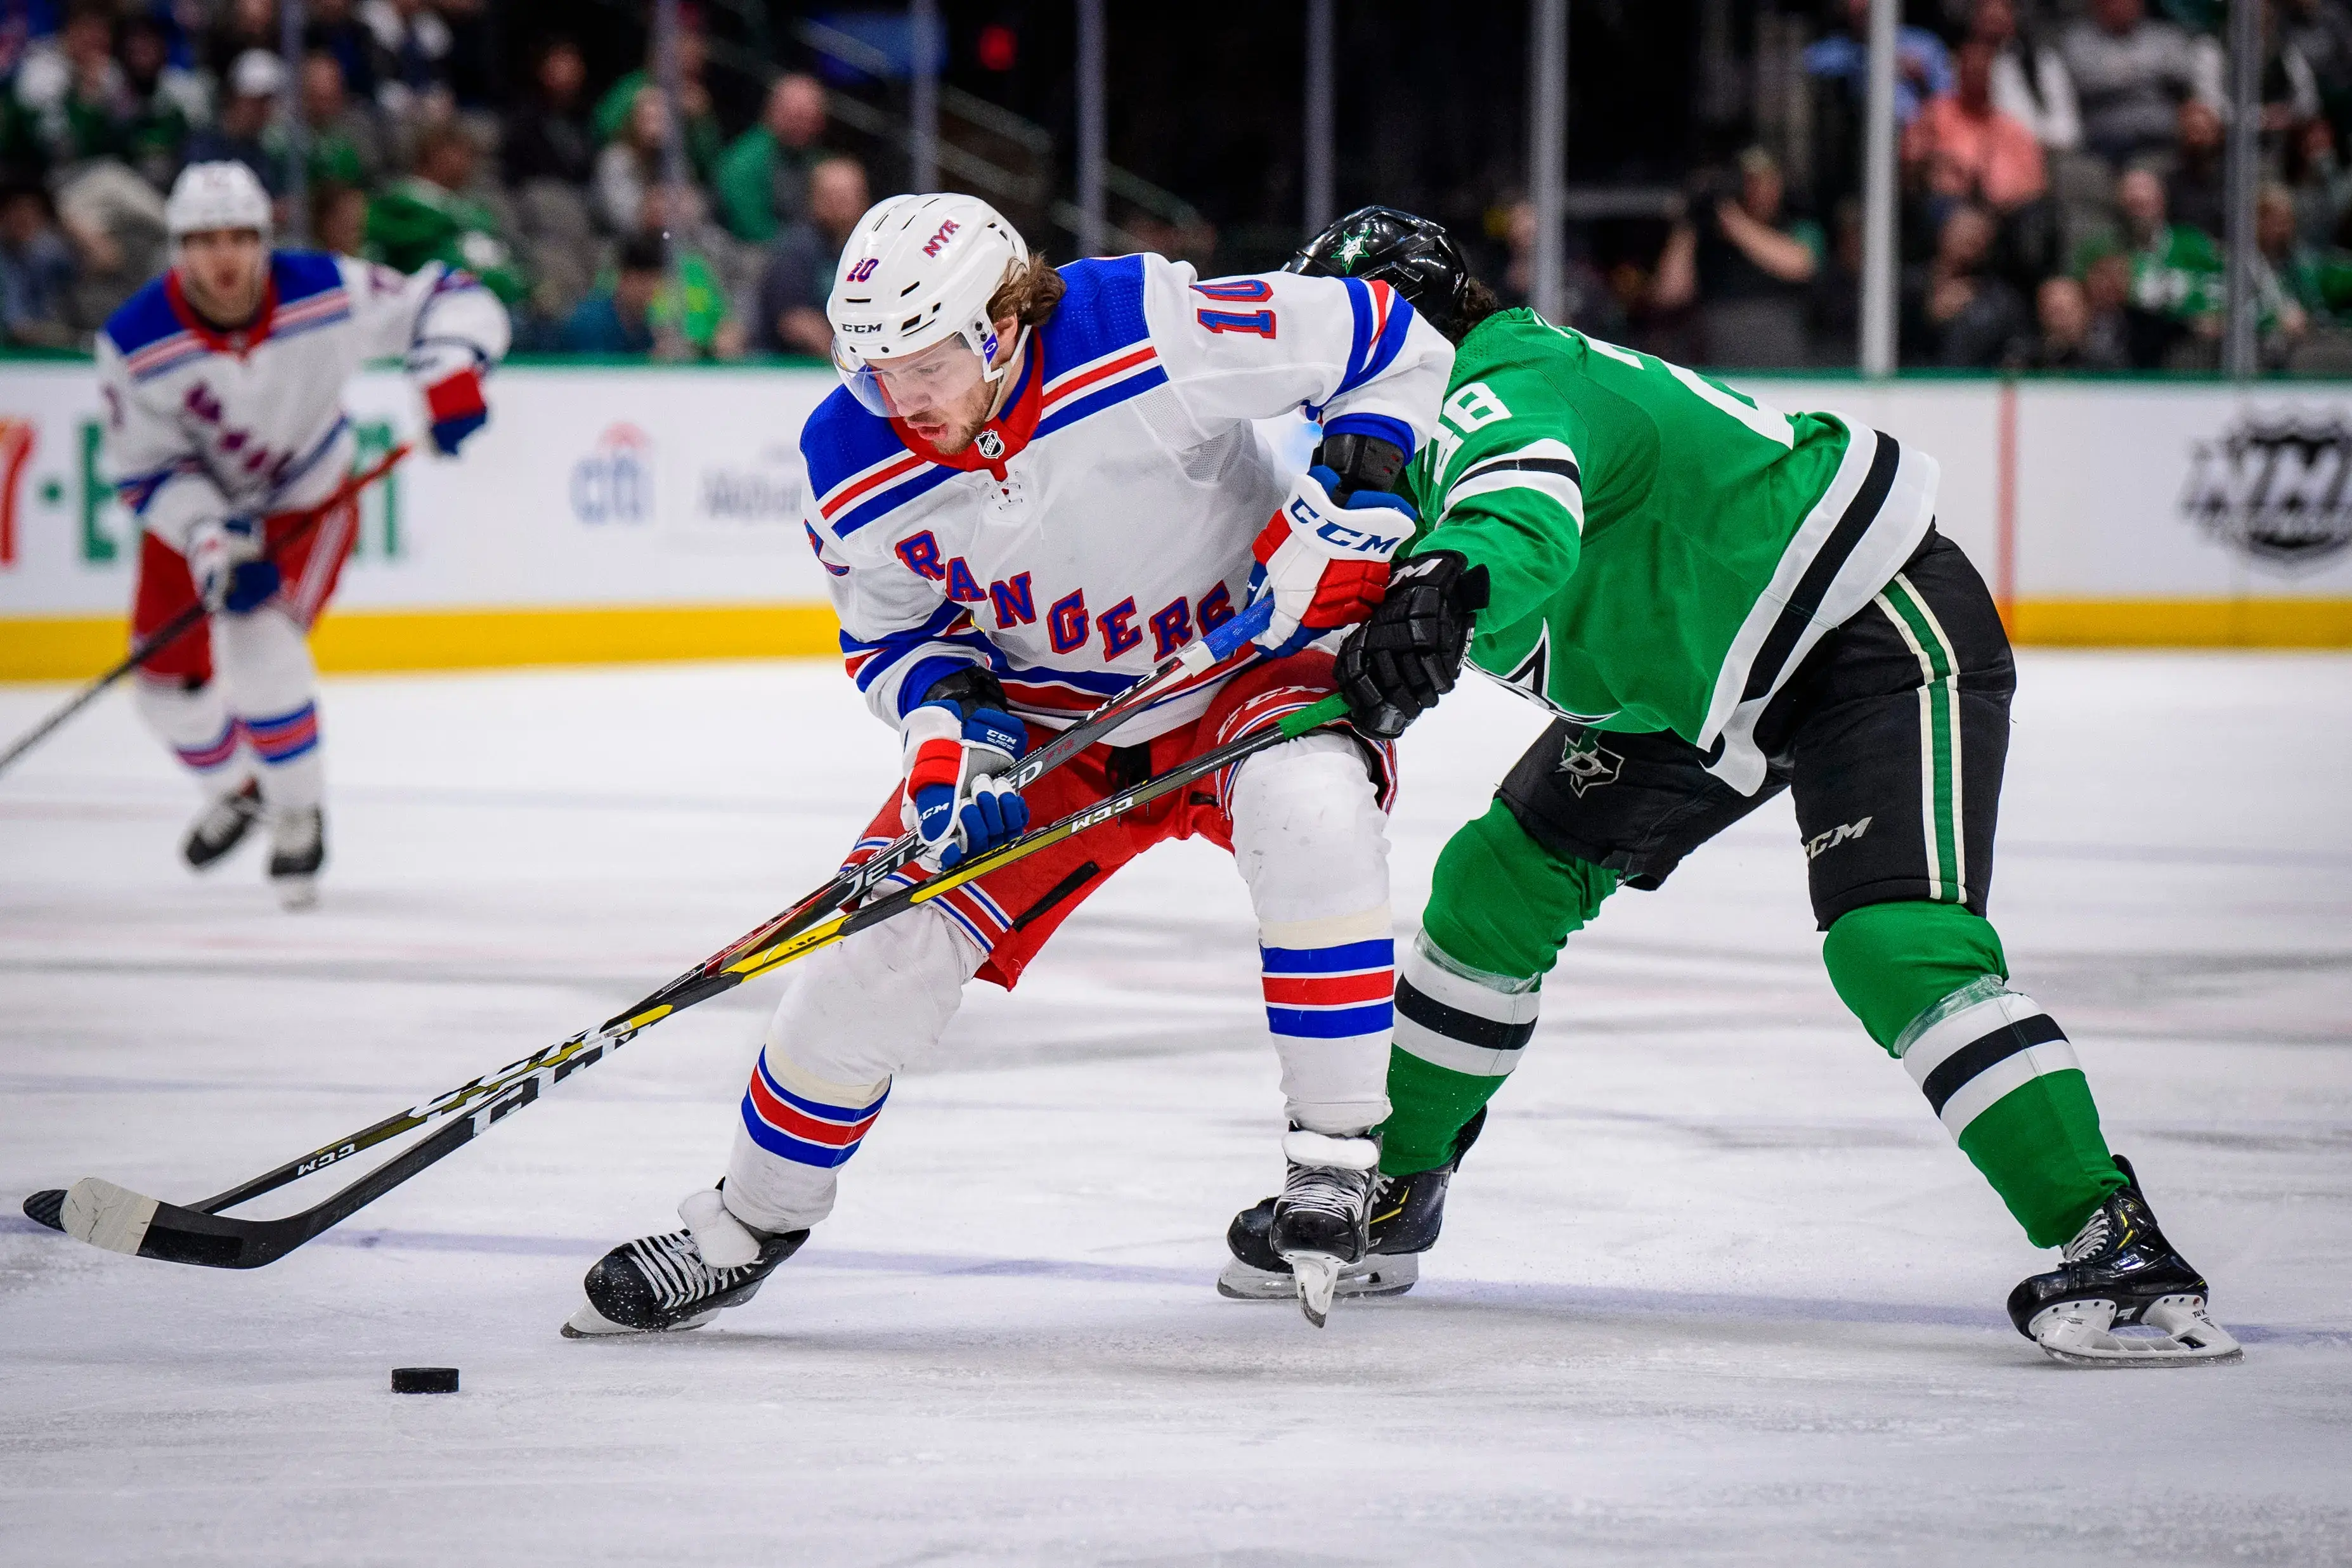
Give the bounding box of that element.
[1216,1253,1418,1301]
[2032,1297,2244,1368]
[560,1300,718,1338]
[273,875,319,912]
[1286,1255,1342,1328]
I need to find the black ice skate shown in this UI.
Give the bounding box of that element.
[563,1188,808,1338]
[1220,1107,1483,1306]
[266,805,325,910]
[182,779,263,870]
[2006,1154,2241,1368]
[1263,1129,1383,1328]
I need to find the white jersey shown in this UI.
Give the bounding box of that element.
[94,249,510,554]
[802,253,1453,743]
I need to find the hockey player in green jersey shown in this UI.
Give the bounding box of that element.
[1221,209,2238,1366]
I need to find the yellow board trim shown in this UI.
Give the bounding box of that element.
[2004,598,2352,648]
[0,602,841,680]
[6,597,2351,682]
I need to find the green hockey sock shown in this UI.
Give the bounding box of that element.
[1382,802,1618,1176]
[1822,901,2123,1247]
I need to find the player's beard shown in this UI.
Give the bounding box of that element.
[900,335,1021,454]
[903,401,987,455]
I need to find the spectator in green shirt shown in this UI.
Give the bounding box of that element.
[366,121,528,306]
[13,1,134,169]
[268,52,385,193]
[591,23,723,183]
[562,231,665,354]
[2258,181,2337,338]
[117,18,206,188]
[716,73,826,244]
[2113,164,2223,324]
[635,183,742,358]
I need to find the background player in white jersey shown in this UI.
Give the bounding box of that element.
[96,162,510,908]
[567,193,1452,1336]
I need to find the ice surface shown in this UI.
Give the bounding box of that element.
[1,652,2348,1565]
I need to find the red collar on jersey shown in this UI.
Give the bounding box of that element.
[167,268,280,357]
[890,338,1043,481]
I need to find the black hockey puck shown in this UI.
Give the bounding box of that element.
[390,1366,459,1394]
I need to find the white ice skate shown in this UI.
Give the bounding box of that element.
[266,805,323,910]
[1268,1129,1382,1328]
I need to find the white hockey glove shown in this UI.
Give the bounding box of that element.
[1247,464,1417,656]
[900,673,1030,871]
[186,515,279,615]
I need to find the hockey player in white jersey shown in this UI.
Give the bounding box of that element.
[98,162,509,907]
[567,193,1452,1335]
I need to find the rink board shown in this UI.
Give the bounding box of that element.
[4,360,2351,677]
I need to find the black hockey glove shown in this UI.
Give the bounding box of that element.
[1334,550,1490,739]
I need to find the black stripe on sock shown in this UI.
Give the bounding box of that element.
[1920,1012,2067,1115]
[1395,978,1535,1053]
[1736,432,1902,708]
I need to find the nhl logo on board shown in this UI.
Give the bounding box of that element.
[2179,414,2352,571]
[975,429,1006,461]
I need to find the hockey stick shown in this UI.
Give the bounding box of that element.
[23,637,1327,1271]
[22,598,1274,1245]
[0,446,411,780]
[29,691,1349,1269]
[44,599,1270,1231]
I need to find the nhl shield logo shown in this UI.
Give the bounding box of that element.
[2180,415,2352,571]
[975,429,1006,461]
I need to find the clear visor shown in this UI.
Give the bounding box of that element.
[832,330,995,420]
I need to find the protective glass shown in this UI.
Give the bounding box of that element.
[832,330,994,420]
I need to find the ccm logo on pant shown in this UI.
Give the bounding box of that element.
[1806,817,1873,860]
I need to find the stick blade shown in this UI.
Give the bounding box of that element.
[61,1177,160,1255]
[58,1178,288,1268]
[22,1189,66,1231]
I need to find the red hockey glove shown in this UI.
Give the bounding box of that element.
[1247,465,1417,656]
[423,366,488,456]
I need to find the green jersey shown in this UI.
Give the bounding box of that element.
[1401,309,1936,793]
[365,178,529,307]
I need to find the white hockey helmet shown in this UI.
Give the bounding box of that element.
[167,161,272,242]
[827,193,1030,419]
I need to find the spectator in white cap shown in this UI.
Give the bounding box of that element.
[183,50,289,197]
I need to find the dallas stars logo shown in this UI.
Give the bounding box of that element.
[1331,234,1371,269]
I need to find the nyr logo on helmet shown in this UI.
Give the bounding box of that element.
[923,219,961,257]
[846,257,880,283]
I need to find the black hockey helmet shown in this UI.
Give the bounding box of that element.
[1287,205,1475,340]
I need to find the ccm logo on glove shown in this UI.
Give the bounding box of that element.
[1248,465,1419,655]
[901,697,1030,870]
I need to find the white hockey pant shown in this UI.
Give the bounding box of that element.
[134,606,325,810]
[721,730,1394,1236]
